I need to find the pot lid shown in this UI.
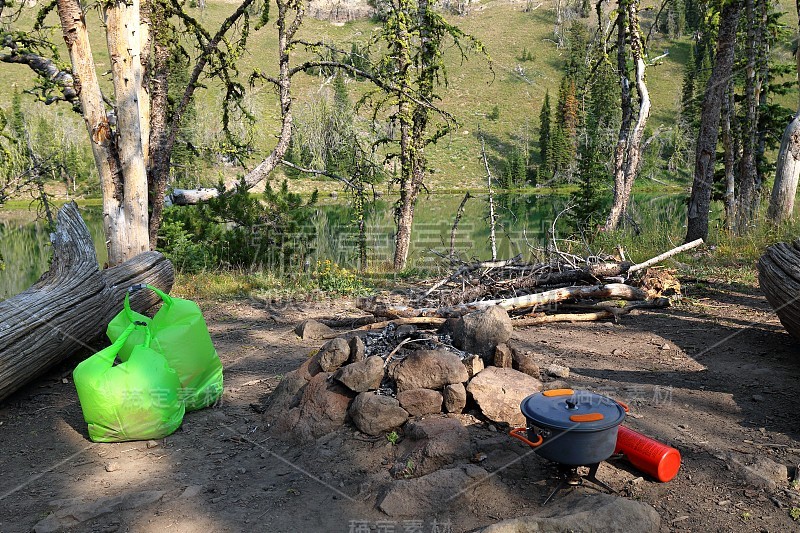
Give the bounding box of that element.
[520,389,626,432]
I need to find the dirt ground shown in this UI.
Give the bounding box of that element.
[1,278,799,533]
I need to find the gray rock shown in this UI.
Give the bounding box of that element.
[334,356,385,392]
[466,367,542,426]
[34,491,166,532]
[511,349,540,378]
[349,392,409,436]
[392,418,471,478]
[727,452,788,490]
[479,492,661,532]
[392,349,469,392]
[493,343,513,368]
[264,369,307,420]
[397,388,443,416]
[453,306,513,360]
[377,464,500,517]
[348,336,366,363]
[318,337,351,372]
[289,372,354,441]
[443,383,467,413]
[296,354,323,380]
[294,319,334,340]
[463,354,485,378]
[544,380,570,391]
[545,363,570,379]
[438,317,460,337]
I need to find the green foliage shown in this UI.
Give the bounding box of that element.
[658,0,686,38]
[565,21,590,99]
[313,259,365,295]
[386,430,400,445]
[487,105,500,121]
[790,507,800,521]
[166,44,199,186]
[517,47,534,62]
[538,90,551,170]
[157,179,318,273]
[501,146,528,188]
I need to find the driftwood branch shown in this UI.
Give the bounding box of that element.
[0,202,174,401]
[474,283,647,312]
[512,299,670,326]
[450,192,471,257]
[628,238,704,274]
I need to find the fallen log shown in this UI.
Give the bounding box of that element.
[0,202,174,402]
[758,240,800,341]
[169,187,219,205]
[473,283,648,312]
[512,299,670,326]
[359,283,648,319]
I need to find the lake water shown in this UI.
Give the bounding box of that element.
[0,192,686,299]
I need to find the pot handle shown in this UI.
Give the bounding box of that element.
[509,427,543,448]
[617,400,630,413]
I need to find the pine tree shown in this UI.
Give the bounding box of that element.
[566,22,590,99]
[10,89,25,142]
[557,76,580,141]
[538,91,552,174]
[679,49,696,131]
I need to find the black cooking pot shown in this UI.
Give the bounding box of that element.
[510,389,628,466]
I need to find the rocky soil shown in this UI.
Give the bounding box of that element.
[0,278,799,532]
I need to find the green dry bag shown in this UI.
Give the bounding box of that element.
[107,284,223,411]
[73,323,185,443]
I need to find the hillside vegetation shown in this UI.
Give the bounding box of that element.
[7,0,790,196]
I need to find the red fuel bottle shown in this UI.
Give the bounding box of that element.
[615,425,681,482]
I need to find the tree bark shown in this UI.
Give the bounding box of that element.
[56,0,125,263]
[241,0,300,188]
[768,0,800,224]
[758,240,800,341]
[104,0,151,264]
[146,0,171,248]
[768,114,800,223]
[605,0,650,231]
[391,0,416,271]
[0,202,174,402]
[735,0,761,232]
[722,84,736,230]
[607,5,631,231]
[685,0,742,242]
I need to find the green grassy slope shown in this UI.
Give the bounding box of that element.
[0,0,796,195]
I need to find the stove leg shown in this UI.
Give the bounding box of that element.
[543,479,572,505]
[583,463,616,495]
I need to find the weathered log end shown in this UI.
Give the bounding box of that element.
[758,240,800,342]
[0,202,174,402]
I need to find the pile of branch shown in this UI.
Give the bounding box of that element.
[355,239,703,328]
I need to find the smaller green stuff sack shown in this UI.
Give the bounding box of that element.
[73,323,185,443]
[107,285,223,411]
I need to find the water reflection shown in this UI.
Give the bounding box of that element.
[0,192,686,299]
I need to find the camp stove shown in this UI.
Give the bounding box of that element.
[543,462,616,505]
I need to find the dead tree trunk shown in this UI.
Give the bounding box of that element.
[0,202,174,402]
[605,0,650,231]
[769,114,800,223]
[768,0,800,224]
[685,0,743,242]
